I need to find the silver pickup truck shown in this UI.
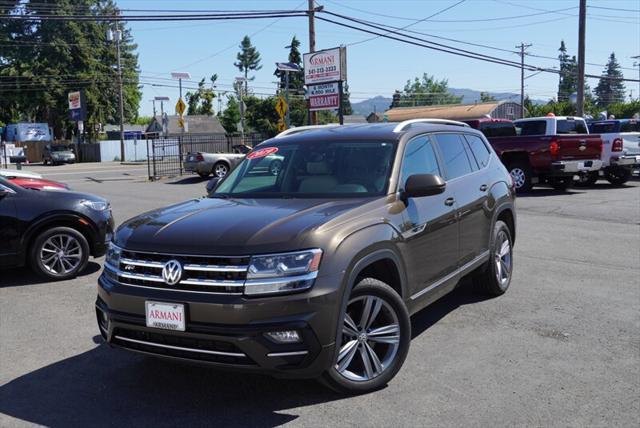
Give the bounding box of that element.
[184,145,251,178]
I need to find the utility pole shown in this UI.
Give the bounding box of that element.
[109,26,125,162]
[516,42,532,119]
[632,56,640,100]
[308,0,316,125]
[151,99,157,118]
[576,0,586,117]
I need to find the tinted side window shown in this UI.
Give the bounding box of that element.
[480,122,517,137]
[620,121,640,132]
[557,119,587,134]
[434,134,474,180]
[515,120,546,135]
[464,134,491,168]
[400,135,441,189]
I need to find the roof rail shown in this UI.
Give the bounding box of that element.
[274,124,342,138]
[393,118,469,133]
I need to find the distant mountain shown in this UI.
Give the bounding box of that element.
[350,89,547,116]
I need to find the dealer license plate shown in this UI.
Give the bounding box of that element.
[145,301,185,331]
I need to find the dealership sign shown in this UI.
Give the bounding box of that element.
[303,47,346,85]
[308,82,340,111]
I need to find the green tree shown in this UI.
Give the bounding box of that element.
[594,53,626,107]
[342,83,353,115]
[0,0,141,139]
[276,36,305,95]
[557,41,578,103]
[220,95,240,133]
[480,92,496,102]
[234,35,262,95]
[186,74,218,116]
[390,74,462,108]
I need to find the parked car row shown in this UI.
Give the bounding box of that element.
[464,115,639,192]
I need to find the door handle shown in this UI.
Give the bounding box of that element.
[444,197,455,206]
[479,184,488,191]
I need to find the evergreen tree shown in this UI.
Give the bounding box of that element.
[594,53,626,107]
[234,36,262,95]
[220,96,241,133]
[276,36,304,95]
[342,83,353,115]
[557,41,578,102]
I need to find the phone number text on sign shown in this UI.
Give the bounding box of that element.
[303,47,346,85]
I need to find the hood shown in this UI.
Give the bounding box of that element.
[115,197,369,255]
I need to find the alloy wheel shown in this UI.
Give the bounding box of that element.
[336,295,400,382]
[214,164,228,178]
[510,168,526,189]
[494,230,512,287]
[40,233,83,275]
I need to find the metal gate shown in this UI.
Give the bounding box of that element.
[146,134,265,180]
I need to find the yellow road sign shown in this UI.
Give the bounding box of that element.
[177,117,185,129]
[275,96,287,118]
[277,120,287,132]
[175,98,186,116]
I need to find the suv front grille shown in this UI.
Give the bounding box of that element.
[105,249,249,294]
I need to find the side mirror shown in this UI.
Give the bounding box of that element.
[206,177,220,196]
[403,174,446,199]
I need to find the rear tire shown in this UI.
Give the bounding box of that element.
[321,278,410,395]
[551,177,573,191]
[213,162,229,178]
[507,161,533,193]
[605,167,631,186]
[575,171,598,187]
[30,227,89,280]
[472,220,513,296]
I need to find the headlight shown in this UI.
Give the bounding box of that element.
[81,200,110,211]
[105,242,121,268]
[244,249,322,296]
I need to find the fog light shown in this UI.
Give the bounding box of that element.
[264,330,301,344]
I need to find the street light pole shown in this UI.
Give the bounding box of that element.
[109,26,125,162]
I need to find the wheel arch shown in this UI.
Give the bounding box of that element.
[21,213,99,262]
[493,204,516,244]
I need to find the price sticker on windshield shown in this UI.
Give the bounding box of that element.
[247,147,278,160]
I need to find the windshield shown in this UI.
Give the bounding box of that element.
[50,145,70,152]
[213,140,397,198]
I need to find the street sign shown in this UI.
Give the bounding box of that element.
[275,96,288,118]
[277,120,287,132]
[68,90,87,121]
[303,47,347,85]
[175,98,186,116]
[308,82,340,111]
[177,117,185,129]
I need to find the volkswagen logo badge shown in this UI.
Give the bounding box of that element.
[162,260,182,285]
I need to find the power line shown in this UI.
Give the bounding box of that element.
[348,0,467,47]
[588,5,640,13]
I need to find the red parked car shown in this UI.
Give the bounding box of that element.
[8,177,70,191]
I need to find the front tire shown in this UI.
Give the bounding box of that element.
[472,220,513,296]
[605,167,631,186]
[30,227,89,280]
[322,278,410,394]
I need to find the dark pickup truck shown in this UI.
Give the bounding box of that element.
[465,116,603,192]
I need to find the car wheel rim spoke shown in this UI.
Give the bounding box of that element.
[494,232,511,285]
[336,294,400,382]
[40,234,82,275]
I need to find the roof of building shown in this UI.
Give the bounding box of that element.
[146,115,227,135]
[341,115,368,124]
[384,101,508,122]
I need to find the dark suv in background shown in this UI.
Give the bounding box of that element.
[97,119,516,394]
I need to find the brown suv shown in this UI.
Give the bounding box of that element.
[96,120,516,394]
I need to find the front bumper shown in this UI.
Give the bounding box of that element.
[96,271,343,378]
[551,159,603,174]
[610,155,640,167]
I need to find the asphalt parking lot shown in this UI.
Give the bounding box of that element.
[1,162,639,427]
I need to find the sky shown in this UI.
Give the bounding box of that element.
[117,0,640,117]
